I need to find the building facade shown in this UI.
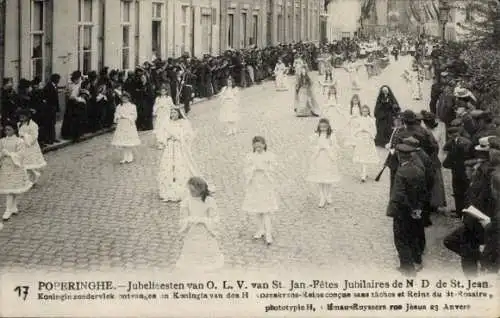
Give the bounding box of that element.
[264,0,322,46]
[1,0,322,87]
[1,0,220,86]
[326,0,361,40]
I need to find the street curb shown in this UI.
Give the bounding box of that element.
[41,97,209,154]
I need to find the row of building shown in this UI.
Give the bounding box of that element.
[0,0,325,86]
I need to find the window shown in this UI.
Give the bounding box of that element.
[181,6,188,54]
[277,14,283,43]
[228,13,234,48]
[134,0,140,66]
[241,12,247,47]
[30,0,45,80]
[152,2,163,58]
[250,15,258,46]
[295,14,300,42]
[201,13,212,54]
[121,0,131,69]
[78,0,94,74]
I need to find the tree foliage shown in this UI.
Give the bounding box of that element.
[456,0,500,47]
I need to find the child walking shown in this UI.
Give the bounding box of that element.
[218,76,240,136]
[306,118,341,207]
[344,94,362,147]
[0,120,33,224]
[153,85,174,149]
[352,105,379,182]
[111,92,141,163]
[17,108,46,184]
[176,177,224,272]
[242,136,278,245]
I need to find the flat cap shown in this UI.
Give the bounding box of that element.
[447,127,461,134]
[403,136,420,147]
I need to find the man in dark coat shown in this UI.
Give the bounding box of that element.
[403,137,434,249]
[443,127,473,217]
[444,136,495,276]
[429,77,442,114]
[482,138,500,272]
[387,143,427,276]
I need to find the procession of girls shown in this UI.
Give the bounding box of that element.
[0,108,47,230]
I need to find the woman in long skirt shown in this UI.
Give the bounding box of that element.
[294,67,320,117]
[17,108,46,184]
[176,177,224,272]
[158,107,198,202]
[421,110,447,210]
[352,105,379,182]
[306,118,341,207]
[0,120,32,224]
[153,85,174,149]
[111,92,141,163]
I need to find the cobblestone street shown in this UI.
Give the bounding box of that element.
[0,56,462,274]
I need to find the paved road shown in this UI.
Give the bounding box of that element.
[0,55,462,273]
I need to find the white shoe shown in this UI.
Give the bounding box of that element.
[318,197,326,208]
[2,211,12,221]
[12,210,18,215]
[119,159,127,164]
[265,234,273,245]
[253,232,265,239]
[325,195,332,204]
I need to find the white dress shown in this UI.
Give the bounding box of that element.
[218,86,240,123]
[111,102,141,147]
[306,133,341,184]
[0,136,32,194]
[158,119,197,201]
[323,101,349,143]
[242,151,279,214]
[18,121,46,170]
[344,62,362,90]
[176,196,224,272]
[345,111,361,147]
[429,121,447,162]
[274,63,288,90]
[409,70,423,100]
[153,96,174,144]
[352,116,379,164]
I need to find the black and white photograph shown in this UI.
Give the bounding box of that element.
[0,0,498,316]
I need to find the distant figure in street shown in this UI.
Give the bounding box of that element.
[352,105,379,182]
[374,85,400,147]
[217,76,240,136]
[176,177,224,272]
[274,58,288,91]
[17,108,46,184]
[306,119,341,207]
[0,120,33,223]
[242,136,278,245]
[157,107,197,202]
[294,67,320,117]
[111,92,141,164]
[153,84,174,150]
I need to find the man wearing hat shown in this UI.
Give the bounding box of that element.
[445,136,497,276]
[471,111,497,146]
[482,137,500,272]
[443,126,473,217]
[387,142,426,276]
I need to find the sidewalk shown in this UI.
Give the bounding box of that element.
[41,96,209,154]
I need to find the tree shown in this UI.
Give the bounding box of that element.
[456,0,500,47]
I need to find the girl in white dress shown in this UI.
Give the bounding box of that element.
[352,105,379,182]
[242,136,278,245]
[0,121,32,223]
[403,64,423,100]
[176,176,224,272]
[343,59,363,91]
[158,107,198,202]
[111,92,141,163]
[17,109,46,184]
[153,85,174,149]
[274,59,288,91]
[319,69,338,102]
[218,76,240,136]
[306,118,341,208]
[323,94,348,144]
[345,94,362,147]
